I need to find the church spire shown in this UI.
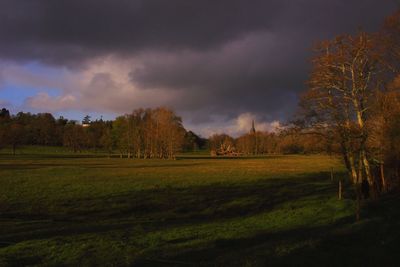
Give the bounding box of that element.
[250,120,256,134]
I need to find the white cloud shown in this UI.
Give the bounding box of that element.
[25,92,77,111]
[187,112,280,138]
[16,56,181,113]
[235,112,281,133]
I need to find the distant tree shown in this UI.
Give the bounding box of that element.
[57,116,68,126]
[82,115,91,125]
[0,108,10,120]
[112,116,130,158]
[236,132,257,155]
[367,82,400,192]
[382,10,400,72]
[130,109,145,158]
[55,116,69,145]
[0,108,11,150]
[100,126,114,157]
[183,131,207,151]
[85,120,108,151]
[14,112,34,145]
[63,123,85,152]
[35,113,57,145]
[8,122,25,155]
[143,107,185,159]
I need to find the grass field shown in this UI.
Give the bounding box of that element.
[0,150,400,266]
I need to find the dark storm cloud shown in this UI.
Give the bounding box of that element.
[0,0,283,64]
[126,0,398,121]
[0,0,398,123]
[0,0,396,63]
[129,31,303,119]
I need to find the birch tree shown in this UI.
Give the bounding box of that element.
[301,32,385,203]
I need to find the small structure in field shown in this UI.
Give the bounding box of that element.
[211,143,242,156]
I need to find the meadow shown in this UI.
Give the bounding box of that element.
[0,148,399,266]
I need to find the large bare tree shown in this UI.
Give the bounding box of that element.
[301,32,386,203]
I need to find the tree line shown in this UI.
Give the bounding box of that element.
[0,104,322,158]
[209,129,327,156]
[0,103,330,157]
[0,107,206,158]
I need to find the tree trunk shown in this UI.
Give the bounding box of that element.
[355,185,361,221]
[338,180,342,200]
[355,102,377,197]
[361,150,376,197]
[380,162,387,193]
[347,152,359,184]
[397,161,400,189]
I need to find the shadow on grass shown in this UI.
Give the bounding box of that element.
[135,192,400,267]
[1,172,336,241]
[5,171,391,267]
[136,219,350,266]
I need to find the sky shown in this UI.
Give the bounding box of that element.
[0,0,398,137]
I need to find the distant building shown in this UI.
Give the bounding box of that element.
[250,120,256,134]
[250,120,257,154]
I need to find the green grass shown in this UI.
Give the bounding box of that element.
[0,152,399,266]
